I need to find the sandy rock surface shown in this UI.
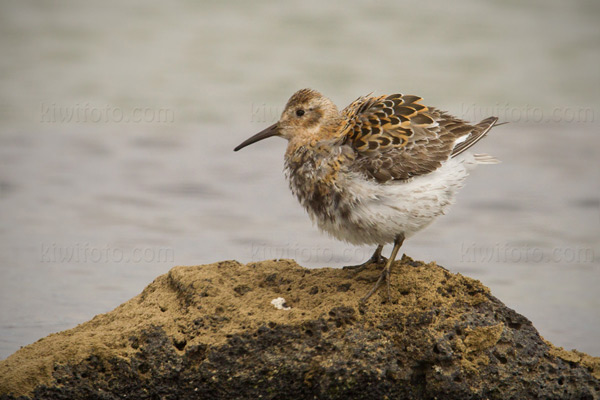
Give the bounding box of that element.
[1,257,598,399]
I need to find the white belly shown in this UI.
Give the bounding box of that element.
[312,156,473,246]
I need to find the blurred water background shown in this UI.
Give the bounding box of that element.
[0,0,598,359]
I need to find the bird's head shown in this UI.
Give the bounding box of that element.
[234,89,341,152]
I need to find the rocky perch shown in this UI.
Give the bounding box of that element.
[1,257,599,399]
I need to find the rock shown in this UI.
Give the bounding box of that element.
[0,257,599,399]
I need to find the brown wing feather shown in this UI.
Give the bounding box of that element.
[341,94,497,182]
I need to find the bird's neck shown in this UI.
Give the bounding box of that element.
[284,117,345,158]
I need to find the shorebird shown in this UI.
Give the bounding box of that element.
[235,89,500,302]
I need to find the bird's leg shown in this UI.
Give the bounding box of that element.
[360,234,405,303]
[343,245,386,273]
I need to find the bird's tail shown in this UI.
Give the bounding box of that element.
[451,116,501,158]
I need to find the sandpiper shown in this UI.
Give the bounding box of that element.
[235,89,500,302]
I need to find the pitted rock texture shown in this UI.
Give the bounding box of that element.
[1,257,599,399]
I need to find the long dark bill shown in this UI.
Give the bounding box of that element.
[234,123,280,151]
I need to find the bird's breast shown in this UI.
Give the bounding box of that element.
[284,146,353,223]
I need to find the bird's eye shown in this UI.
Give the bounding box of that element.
[296,109,305,117]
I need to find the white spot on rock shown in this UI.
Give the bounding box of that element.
[270,297,291,310]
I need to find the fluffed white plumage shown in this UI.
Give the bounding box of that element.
[297,151,499,246]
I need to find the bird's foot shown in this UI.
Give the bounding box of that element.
[343,247,386,275]
[360,264,392,303]
[359,234,404,304]
[343,255,387,275]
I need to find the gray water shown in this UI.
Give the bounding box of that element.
[0,0,599,359]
